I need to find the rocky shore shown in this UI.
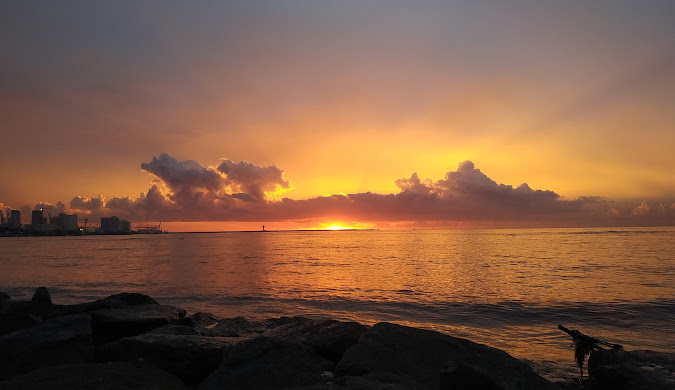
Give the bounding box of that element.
[1,288,672,390]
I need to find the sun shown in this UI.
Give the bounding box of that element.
[324,224,350,231]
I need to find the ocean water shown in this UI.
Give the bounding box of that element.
[1,227,674,381]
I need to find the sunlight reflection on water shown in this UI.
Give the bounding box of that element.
[1,227,674,381]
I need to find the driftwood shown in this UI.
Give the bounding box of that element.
[558,325,624,379]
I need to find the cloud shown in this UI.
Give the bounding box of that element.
[70,196,105,213]
[2,154,673,228]
[217,159,290,201]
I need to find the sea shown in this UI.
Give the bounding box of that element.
[1,227,674,382]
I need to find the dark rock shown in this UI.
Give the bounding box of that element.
[263,318,369,362]
[0,301,41,335]
[335,322,556,390]
[0,361,186,390]
[0,314,93,379]
[68,292,160,313]
[439,362,504,390]
[588,348,675,390]
[148,324,201,335]
[203,316,268,337]
[97,332,233,385]
[199,336,334,390]
[90,304,186,345]
[31,287,52,306]
[178,312,220,328]
[262,316,312,329]
[0,292,9,313]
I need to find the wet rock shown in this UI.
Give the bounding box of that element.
[178,312,220,328]
[335,322,556,390]
[263,318,369,362]
[97,332,233,385]
[588,348,675,390]
[31,287,52,306]
[199,336,334,390]
[0,361,186,390]
[0,314,93,379]
[69,292,160,313]
[90,304,186,345]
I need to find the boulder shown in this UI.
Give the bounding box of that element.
[0,361,186,390]
[0,292,9,313]
[0,306,41,335]
[439,362,504,390]
[199,336,334,390]
[31,287,52,306]
[0,314,93,379]
[335,322,556,390]
[68,292,160,313]
[178,312,220,328]
[97,332,234,385]
[148,324,201,336]
[588,348,675,390]
[89,304,186,345]
[263,318,369,362]
[202,316,268,337]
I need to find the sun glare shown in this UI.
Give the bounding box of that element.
[325,224,350,230]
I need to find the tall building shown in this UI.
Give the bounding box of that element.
[61,213,78,232]
[101,216,121,234]
[50,213,78,233]
[31,209,44,226]
[100,216,131,234]
[8,210,20,231]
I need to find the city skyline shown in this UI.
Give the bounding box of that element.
[1,1,674,231]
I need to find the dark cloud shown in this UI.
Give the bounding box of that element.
[2,154,673,227]
[70,196,105,212]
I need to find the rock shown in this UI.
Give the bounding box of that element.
[588,348,675,390]
[0,292,9,313]
[0,304,41,335]
[31,287,52,306]
[178,312,220,328]
[0,314,93,379]
[0,361,187,390]
[203,316,268,337]
[263,318,369,362]
[89,304,186,345]
[439,362,504,390]
[148,324,201,336]
[335,322,556,390]
[68,292,160,313]
[199,336,334,390]
[97,332,233,385]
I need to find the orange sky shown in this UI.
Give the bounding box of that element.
[1,2,673,230]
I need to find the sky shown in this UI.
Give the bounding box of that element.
[1,1,674,230]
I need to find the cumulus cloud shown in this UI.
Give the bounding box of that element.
[70,196,105,213]
[3,154,673,227]
[217,159,290,201]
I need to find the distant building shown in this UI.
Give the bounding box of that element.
[101,216,131,234]
[61,213,78,232]
[50,213,78,233]
[32,210,45,226]
[120,220,131,233]
[8,210,20,231]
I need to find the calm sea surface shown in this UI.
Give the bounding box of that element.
[1,227,674,381]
